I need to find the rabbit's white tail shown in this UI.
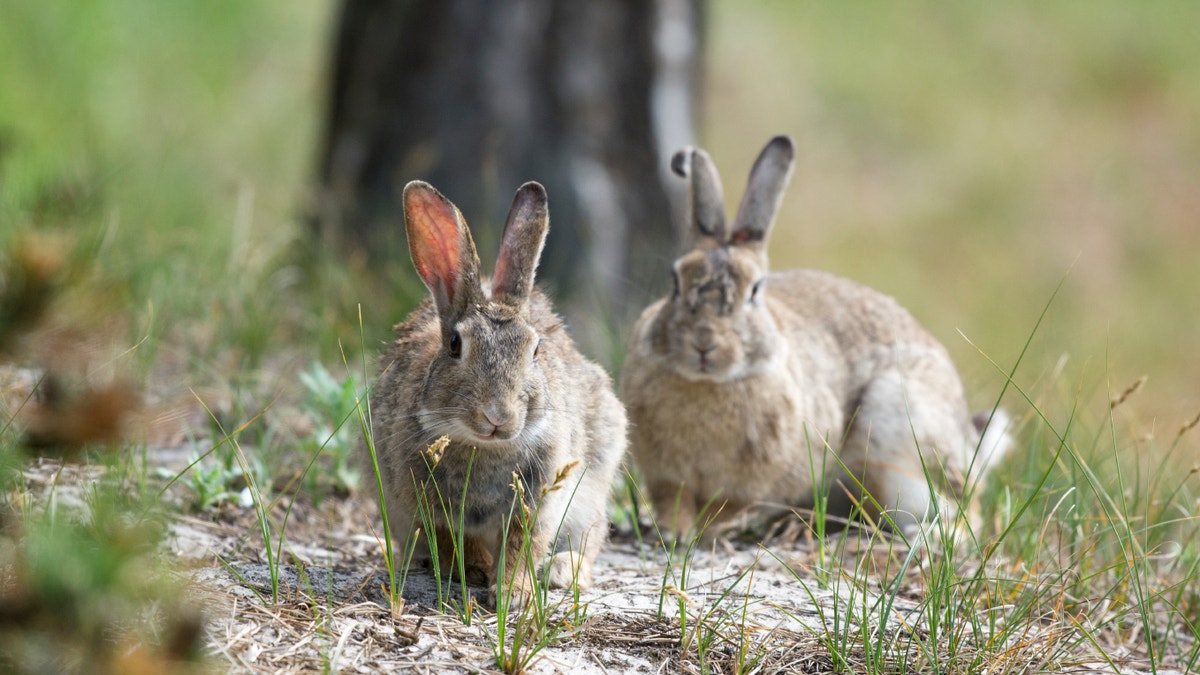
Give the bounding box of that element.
[969,408,1013,481]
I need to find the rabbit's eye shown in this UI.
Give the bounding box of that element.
[449,330,463,359]
[671,270,681,298]
[749,280,763,304]
[532,340,541,362]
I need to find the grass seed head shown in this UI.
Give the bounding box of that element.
[663,585,693,606]
[510,471,531,521]
[543,459,580,497]
[1110,376,1147,410]
[425,435,450,468]
[1175,410,1200,443]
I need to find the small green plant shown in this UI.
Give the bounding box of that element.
[172,446,248,511]
[174,398,306,606]
[298,360,362,496]
[162,412,270,513]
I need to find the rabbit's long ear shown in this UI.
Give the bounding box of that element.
[492,182,549,306]
[403,181,482,319]
[672,146,727,242]
[731,135,795,250]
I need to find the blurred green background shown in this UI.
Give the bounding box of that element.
[2,0,1197,428]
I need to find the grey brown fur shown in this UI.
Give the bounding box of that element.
[623,136,1010,537]
[366,181,626,603]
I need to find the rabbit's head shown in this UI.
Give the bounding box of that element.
[645,136,796,382]
[402,180,556,447]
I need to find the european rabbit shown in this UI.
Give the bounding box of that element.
[366,180,626,603]
[621,136,1009,538]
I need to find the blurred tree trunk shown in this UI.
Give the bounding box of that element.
[314,0,702,361]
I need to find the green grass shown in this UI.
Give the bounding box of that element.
[646,375,1200,672]
[3,0,1200,672]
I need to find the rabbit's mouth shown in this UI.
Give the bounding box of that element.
[465,418,526,445]
[467,406,525,443]
[681,344,737,381]
[470,411,550,448]
[471,425,515,443]
[480,424,509,441]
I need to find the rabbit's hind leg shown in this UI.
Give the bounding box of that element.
[838,369,968,536]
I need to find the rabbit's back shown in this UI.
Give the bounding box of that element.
[772,268,971,424]
[770,270,942,359]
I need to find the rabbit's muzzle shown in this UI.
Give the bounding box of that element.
[478,400,519,440]
[459,399,524,443]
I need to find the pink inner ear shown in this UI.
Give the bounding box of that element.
[730,229,764,244]
[492,182,546,299]
[492,229,516,294]
[407,190,462,301]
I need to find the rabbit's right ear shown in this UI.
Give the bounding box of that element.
[403,181,482,319]
[672,146,727,242]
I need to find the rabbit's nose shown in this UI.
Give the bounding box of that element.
[693,330,716,354]
[483,404,513,429]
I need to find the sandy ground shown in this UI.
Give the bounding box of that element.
[166,484,1182,675]
[172,501,910,674]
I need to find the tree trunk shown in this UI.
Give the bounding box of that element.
[314,0,702,361]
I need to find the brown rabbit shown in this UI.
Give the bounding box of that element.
[366,181,626,603]
[621,136,1010,538]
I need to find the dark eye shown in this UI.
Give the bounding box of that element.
[749,280,763,303]
[448,330,463,359]
[671,270,681,298]
[532,340,541,362]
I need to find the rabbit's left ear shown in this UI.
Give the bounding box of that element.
[731,135,795,251]
[492,182,549,305]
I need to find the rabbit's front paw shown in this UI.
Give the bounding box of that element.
[488,573,534,610]
[544,550,593,590]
